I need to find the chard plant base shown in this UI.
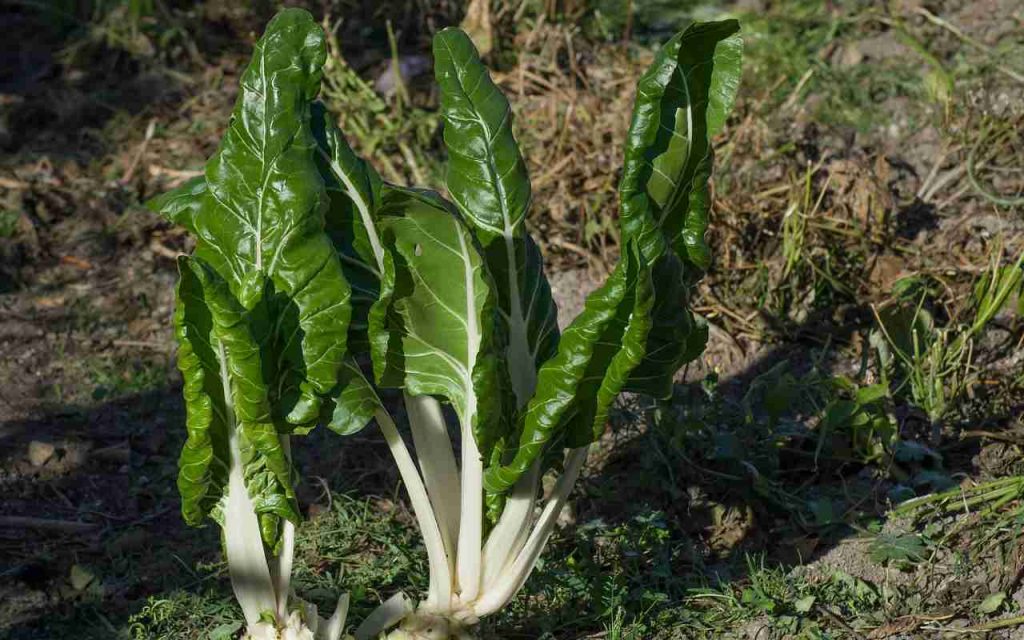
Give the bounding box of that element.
[386,610,475,640]
[148,8,742,639]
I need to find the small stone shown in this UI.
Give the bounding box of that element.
[307,503,328,520]
[27,441,55,466]
[69,564,95,591]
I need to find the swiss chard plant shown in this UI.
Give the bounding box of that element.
[149,8,742,639]
[150,10,352,640]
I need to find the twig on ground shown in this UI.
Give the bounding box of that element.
[0,516,100,534]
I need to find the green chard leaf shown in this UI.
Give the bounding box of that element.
[152,9,351,427]
[368,185,510,456]
[433,27,530,240]
[619,19,742,267]
[175,256,300,548]
[617,19,742,398]
[322,359,383,436]
[174,254,231,528]
[484,20,742,493]
[484,243,654,493]
[434,27,560,407]
[308,100,391,439]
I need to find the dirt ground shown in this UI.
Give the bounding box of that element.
[1,0,1023,638]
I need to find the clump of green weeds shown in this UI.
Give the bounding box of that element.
[893,476,1024,550]
[684,557,887,639]
[871,247,1024,440]
[319,16,441,187]
[126,493,425,638]
[128,590,243,640]
[497,511,683,637]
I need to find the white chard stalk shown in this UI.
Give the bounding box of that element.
[226,437,349,640]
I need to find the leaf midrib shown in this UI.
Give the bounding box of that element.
[440,33,535,404]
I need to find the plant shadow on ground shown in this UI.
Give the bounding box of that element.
[491,307,1023,638]
[0,381,421,639]
[0,387,194,639]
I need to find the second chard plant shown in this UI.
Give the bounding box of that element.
[150,9,742,639]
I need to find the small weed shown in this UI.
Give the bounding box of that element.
[818,378,897,466]
[127,590,240,640]
[894,475,1024,552]
[872,246,1024,437]
[88,356,170,400]
[0,209,20,238]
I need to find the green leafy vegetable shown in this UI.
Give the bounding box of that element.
[617,19,741,398]
[365,21,740,635]
[151,10,351,639]
[159,8,352,428]
[151,10,742,639]
[175,256,300,544]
